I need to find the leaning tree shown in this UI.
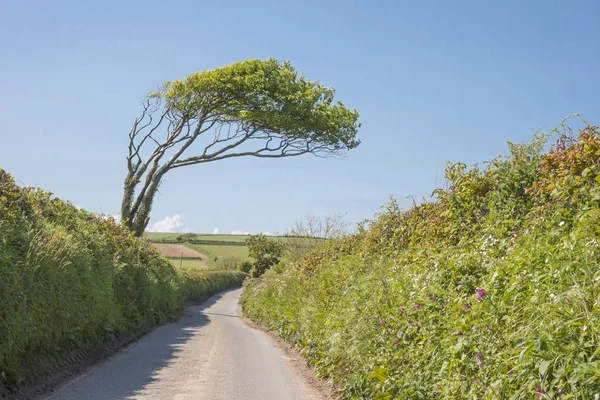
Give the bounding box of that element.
[121,59,360,236]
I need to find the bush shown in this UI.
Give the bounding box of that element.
[213,256,242,271]
[0,170,245,384]
[245,234,284,277]
[238,260,253,274]
[242,125,600,399]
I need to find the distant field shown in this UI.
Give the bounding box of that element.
[146,232,254,271]
[184,243,249,261]
[168,258,210,270]
[152,243,207,259]
[144,232,251,243]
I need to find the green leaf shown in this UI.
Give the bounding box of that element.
[582,167,591,177]
[538,360,551,376]
[373,392,392,400]
[371,366,389,383]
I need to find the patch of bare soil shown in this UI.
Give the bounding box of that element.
[152,243,207,259]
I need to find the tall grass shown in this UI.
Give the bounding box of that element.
[0,170,246,383]
[242,125,600,399]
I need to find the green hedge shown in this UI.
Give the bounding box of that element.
[0,169,246,383]
[242,126,600,399]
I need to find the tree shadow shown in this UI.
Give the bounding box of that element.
[47,289,238,400]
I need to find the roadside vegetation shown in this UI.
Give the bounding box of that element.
[242,122,600,398]
[0,170,246,385]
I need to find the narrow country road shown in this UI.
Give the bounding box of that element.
[45,289,326,400]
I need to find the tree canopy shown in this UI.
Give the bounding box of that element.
[121,59,360,236]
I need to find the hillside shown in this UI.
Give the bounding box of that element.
[242,125,600,399]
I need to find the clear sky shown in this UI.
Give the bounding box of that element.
[1,0,599,234]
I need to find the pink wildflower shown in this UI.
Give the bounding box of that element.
[535,387,542,398]
[475,288,486,302]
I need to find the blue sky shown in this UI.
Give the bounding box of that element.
[1,0,599,234]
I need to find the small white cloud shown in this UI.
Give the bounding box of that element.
[263,232,273,236]
[147,214,187,233]
[99,214,120,223]
[212,228,219,234]
[231,230,249,235]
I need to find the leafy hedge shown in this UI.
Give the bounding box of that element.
[0,169,246,383]
[242,124,600,399]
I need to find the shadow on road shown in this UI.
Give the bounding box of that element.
[47,289,238,400]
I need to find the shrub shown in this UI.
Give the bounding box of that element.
[238,260,253,274]
[245,234,284,277]
[214,256,242,271]
[242,124,600,399]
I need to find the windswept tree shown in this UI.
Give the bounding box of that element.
[121,59,360,236]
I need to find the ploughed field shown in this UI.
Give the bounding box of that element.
[146,233,254,270]
[152,243,207,259]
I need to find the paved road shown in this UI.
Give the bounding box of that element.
[45,289,324,400]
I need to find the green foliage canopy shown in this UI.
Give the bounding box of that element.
[245,234,284,277]
[122,59,360,236]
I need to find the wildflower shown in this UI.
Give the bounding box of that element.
[454,330,463,335]
[392,340,398,347]
[429,294,435,299]
[475,288,486,302]
[535,387,543,398]
[475,354,484,366]
[463,303,472,311]
[24,303,28,308]
[399,307,405,312]
[413,303,422,310]
[473,379,479,385]
[472,326,478,331]
[377,320,385,327]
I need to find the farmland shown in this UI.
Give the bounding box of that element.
[144,232,250,243]
[152,243,207,259]
[146,233,254,270]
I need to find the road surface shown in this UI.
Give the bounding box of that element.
[45,289,325,400]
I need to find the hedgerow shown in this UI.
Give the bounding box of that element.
[0,170,246,384]
[242,123,600,399]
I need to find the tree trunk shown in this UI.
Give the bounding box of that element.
[121,169,164,237]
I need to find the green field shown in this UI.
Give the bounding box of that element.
[184,243,249,260]
[146,233,253,270]
[144,232,251,243]
[167,258,210,270]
